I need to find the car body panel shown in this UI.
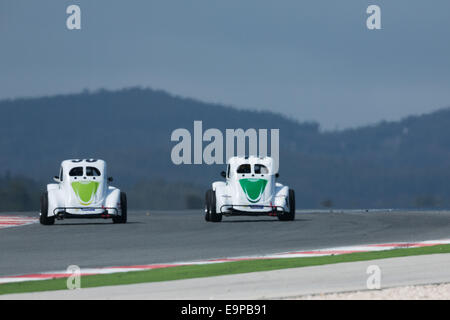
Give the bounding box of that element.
[45,159,121,217]
[212,156,290,215]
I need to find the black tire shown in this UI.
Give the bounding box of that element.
[113,192,127,224]
[278,189,295,221]
[206,189,222,222]
[204,190,211,221]
[40,191,55,225]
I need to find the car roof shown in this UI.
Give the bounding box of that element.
[228,156,274,170]
[60,159,106,171]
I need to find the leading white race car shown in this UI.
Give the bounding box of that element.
[40,159,127,225]
[205,156,295,222]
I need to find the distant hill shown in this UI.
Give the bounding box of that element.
[1,87,450,209]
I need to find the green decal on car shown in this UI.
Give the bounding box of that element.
[239,178,268,203]
[71,181,99,206]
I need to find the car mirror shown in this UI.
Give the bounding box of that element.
[108,177,114,182]
[275,173,279,178]
[53,176,60,183]
[220,171,226,178]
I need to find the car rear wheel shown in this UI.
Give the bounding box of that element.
[113,192,127,224]
[40,191,55,225]
[278,189,295,221]
[206,189,222,222]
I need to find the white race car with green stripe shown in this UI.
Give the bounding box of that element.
[205,156,295,222]
[40,159,127,225]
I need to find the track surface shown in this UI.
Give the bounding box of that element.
[0,210,450,277]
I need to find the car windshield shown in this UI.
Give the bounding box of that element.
[237,164,251,174]
[254,164,269,174]
[86,167,101,176]
[69,167,83,176]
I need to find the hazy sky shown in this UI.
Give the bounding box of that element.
[1,1,449,129]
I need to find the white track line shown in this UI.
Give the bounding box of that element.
[1,239,449,285]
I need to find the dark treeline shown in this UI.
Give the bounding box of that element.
[128,179,204,210]
[1,87,450,211]
[0,173,204,212]
[0,173,41,211]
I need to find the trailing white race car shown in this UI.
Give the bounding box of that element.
[40,159,127,225]
[205,156,295,222]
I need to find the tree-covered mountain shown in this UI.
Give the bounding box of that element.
[1,87,449,210]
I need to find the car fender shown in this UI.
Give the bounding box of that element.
[212,181,230,212]
[274,184,289,209]
[105,187,121,214]
[47,184,65,217]
[212,181,226,192]
[47,183,59,192]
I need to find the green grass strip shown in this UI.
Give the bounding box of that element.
[1,244,450,296]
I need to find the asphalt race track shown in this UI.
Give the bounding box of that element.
[1,210,450,277]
